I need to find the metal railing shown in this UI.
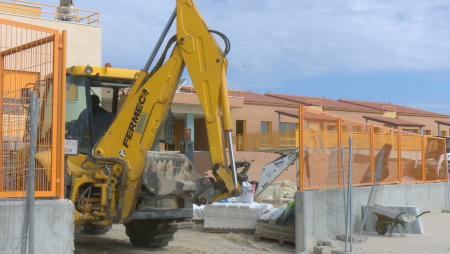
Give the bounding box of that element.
[234,131,297,151]
[0,0,100,25]
[232,108,448,191]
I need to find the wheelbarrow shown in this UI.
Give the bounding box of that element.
[373,207,430,236]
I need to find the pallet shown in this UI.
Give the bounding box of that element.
[203,227,255,234]
[255,221,295,245]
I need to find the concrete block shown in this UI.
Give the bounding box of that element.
[317,240,332,247]
[193,204,206,221]
[204,202,272,230]
[314,246,332,254]
[0,199,74,254]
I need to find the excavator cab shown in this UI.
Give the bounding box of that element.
[65,66,137,155]
[64,66,206,246]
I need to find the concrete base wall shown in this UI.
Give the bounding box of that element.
[0,199,74,254]
[295,182,450,253]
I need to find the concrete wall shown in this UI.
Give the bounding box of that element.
[0,199,74,254]
[295,182,450,253]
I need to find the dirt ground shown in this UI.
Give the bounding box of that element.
[75,224,295,254]
[75,213,450,254]
[354,213,450,254]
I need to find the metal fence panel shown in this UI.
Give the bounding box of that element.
[0,18,66,254]
[296,105,448,191]
[0,18,65,199]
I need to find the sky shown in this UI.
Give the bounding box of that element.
[48,0,450,115]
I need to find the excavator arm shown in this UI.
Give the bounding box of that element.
[85,0,245,223]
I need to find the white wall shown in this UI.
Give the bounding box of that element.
[0,12,102,67]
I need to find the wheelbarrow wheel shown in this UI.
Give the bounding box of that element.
[376,221,387,235]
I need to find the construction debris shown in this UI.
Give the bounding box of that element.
[255,201,295,245]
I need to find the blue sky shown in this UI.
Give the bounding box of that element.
[56,0,450,115]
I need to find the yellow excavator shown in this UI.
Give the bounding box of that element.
[64,0,249,247]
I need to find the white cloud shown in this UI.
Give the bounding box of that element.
[69,0,450,87]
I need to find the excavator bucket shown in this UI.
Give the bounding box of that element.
[143,151,200,196]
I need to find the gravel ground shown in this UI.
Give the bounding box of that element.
[75,213,450,254]
[354,213,450,254]
[75,224,295,254]
[309,213,450,254]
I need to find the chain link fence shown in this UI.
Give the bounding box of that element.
[0,91,39,254]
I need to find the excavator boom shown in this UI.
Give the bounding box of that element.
[68,0,248,229]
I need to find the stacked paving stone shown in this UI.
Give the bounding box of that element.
[204,203,273,230]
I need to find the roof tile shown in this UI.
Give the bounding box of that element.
[339,99,449,118]
[363,115,425,127]
[267,94,381,112]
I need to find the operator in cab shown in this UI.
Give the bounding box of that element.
[72,94,114,151]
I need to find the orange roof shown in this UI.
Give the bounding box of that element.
[267,94,381,113]
[276,110,338,122]
[339,99,449,118]
[436,120,450,126]
[363,115,425,127]
[179,87,297,107]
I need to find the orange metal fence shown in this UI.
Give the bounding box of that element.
[234,131,297,151]
[297,106,448,191]
[0,18,66,198]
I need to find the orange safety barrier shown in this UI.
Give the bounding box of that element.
[0,18,66,199]
[234,131,297,151]
[297,105,449,191]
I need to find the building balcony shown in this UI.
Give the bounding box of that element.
[0,0,99,25]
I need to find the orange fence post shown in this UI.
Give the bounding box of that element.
[370,125,374,184]
[298,105,304,191]
[337,117,342,189]
[444,138,449,181]
[49,30,61,197]
[56,31,67,199]
[398,131,402,183]
[422,136,426,182]
[0,55,3,193]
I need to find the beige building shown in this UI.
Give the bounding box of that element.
[0,0,102,122]
[267,94,450,137]
[0,1,101,67]
[171,88,449,183]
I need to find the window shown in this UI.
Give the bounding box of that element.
[424,130,431,136]
[404,128,419,134]
[352,126,362,133]
[441,130,448,137]
[327,125,337,132]
[261,121,272,134]
[236,120,246,135]
[280,122,297,133]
